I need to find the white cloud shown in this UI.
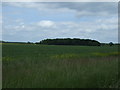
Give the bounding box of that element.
[37,20,56,28]
[3,2,117,17]
[3,17,118,42]
[2,0,119,2]
[2,2,118,42]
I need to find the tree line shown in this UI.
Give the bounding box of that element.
[1,39,119,46]
[37,38,101,46]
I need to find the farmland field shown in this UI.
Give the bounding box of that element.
[2,43,119,88]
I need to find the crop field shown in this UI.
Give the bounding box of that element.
[2,43,119,88]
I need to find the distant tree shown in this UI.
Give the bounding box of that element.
[35,42,39,44]
[27,41,32,44]
[38,38,101,46]
[0,41,5,43]
[109,42,114,46]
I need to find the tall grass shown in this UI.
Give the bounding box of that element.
[2,44,119,88]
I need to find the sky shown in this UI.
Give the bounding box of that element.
[2,2,118,43]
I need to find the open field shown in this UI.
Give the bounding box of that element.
[2,43,119,88]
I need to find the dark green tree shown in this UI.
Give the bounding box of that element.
[109,42,114,46]
[38,38,101,46]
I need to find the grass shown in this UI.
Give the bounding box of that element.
[2,43,119,88]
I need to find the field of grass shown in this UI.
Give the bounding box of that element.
[2,43,119,88]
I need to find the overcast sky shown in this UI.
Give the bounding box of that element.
[2,2,118,43]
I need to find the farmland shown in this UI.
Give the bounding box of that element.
[2,43,119,88]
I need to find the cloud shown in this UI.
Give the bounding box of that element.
[3,17,118,42]
[0,3,2,40]
[2,0,119,2]
[55,2,118,17]
[3,2,117,17]
[2,2,118,42]
[37,20,56,28]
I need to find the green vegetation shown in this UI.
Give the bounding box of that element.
[2,43,119,88]
[38,38,101,46]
